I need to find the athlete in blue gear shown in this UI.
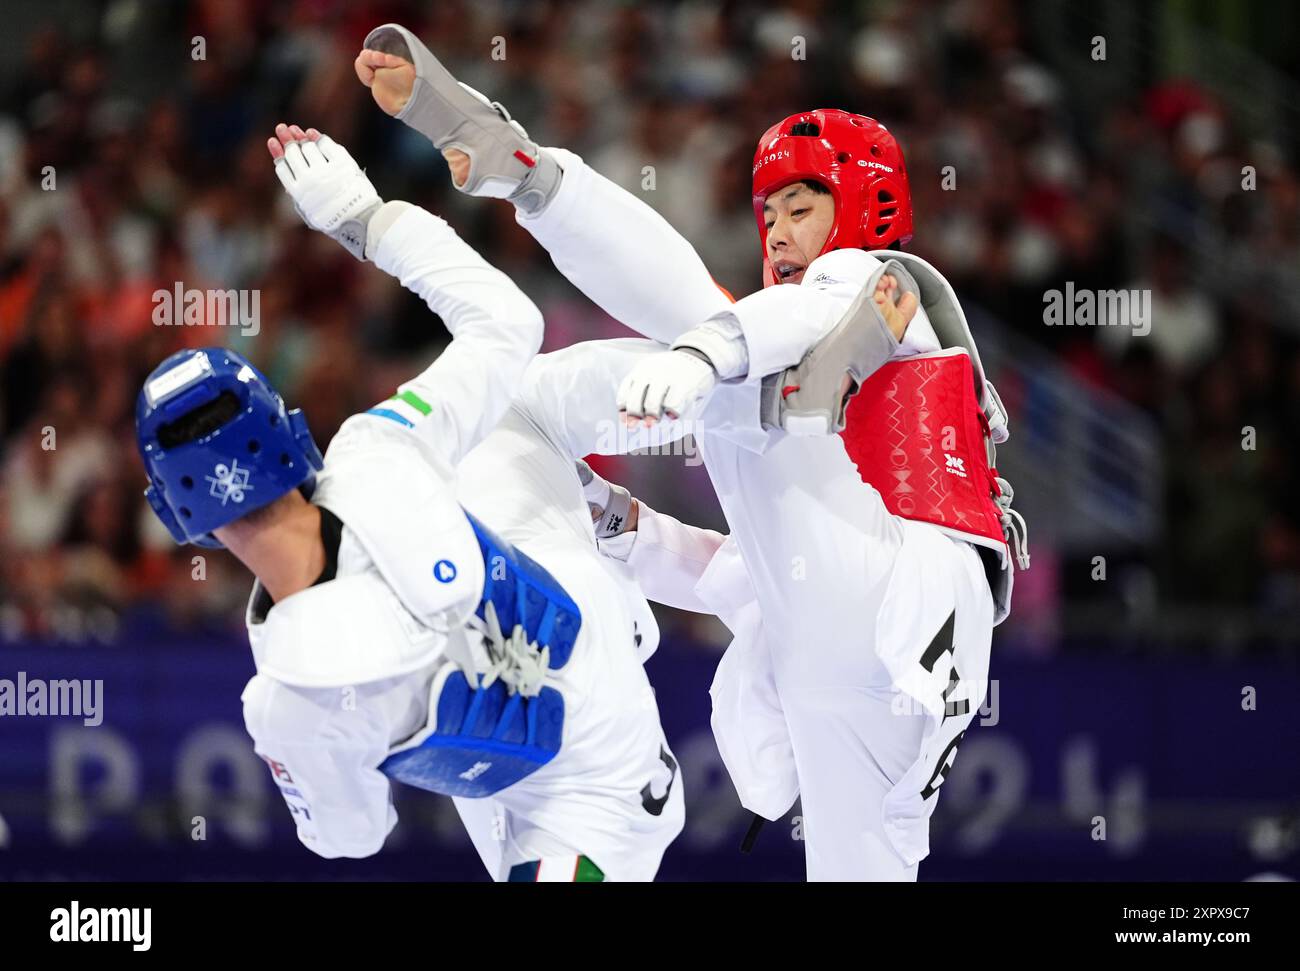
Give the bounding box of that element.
[135,123,683,881]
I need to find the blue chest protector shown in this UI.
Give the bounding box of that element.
[380,512,581,798]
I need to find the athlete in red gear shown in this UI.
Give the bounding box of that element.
[354,26,1027,880]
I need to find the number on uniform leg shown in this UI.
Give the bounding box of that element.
[640,745,678,816]
[918,608,968,800]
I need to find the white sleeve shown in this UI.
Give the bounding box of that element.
[514,337,694,459]
[602,503,727,614]
[242,675,400,860]
[690,250,890,453]
[729,249,887,381]
[515,147,735,344]
[370,205,544,467]
[683,282,849,456]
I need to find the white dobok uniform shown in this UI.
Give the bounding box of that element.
[239,206,683,881]
[508,148,1001,880]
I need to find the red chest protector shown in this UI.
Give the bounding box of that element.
[841,348,1007,558]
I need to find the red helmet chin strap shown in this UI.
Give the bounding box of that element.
[753,109,913,287]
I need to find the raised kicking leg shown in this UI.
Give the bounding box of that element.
[355,24,734,344]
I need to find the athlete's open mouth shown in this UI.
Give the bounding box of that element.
[774,260,805,283]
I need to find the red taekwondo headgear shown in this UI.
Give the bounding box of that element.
[752,109,913,287]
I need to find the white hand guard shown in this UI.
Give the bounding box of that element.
[273,134,383,260]
[575,459,635,540]
[617,349,718,424]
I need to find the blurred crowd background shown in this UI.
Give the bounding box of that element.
[1,0,1298,652]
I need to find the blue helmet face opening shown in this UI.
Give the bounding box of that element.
[135,347,324,547]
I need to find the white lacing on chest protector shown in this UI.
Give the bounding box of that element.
[478,600,551,698]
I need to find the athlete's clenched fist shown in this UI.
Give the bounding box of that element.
[617,349,719,427]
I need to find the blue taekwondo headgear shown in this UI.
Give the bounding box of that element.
[135,347,324,548]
